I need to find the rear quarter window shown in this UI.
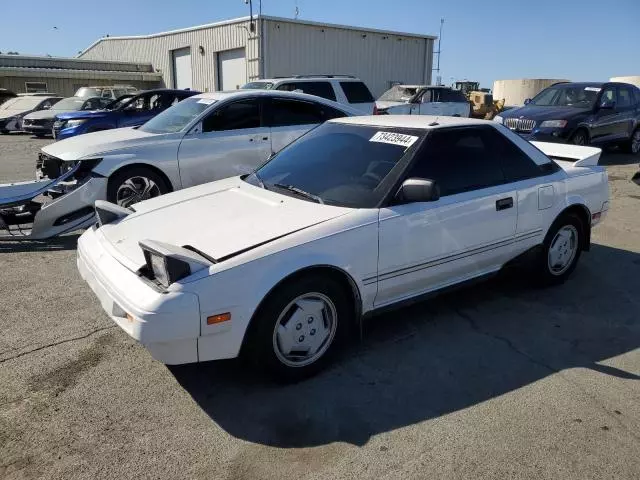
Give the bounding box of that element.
[340,81,374,104]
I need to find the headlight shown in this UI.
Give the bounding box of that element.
[540,120,568,128]
[65,119,88,128]
[53,120,64,128]
[139,240,213,288]
[493,115,503,124]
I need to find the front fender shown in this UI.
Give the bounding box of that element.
[92,152,181,191]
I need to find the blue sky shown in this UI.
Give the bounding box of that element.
[1,0,638,88]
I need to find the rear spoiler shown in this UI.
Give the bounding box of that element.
[531,141,602,167]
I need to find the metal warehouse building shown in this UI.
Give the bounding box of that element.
[78,15,437,97]
[0,54,162,97]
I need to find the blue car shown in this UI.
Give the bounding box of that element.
[53,89,199,140]
[495,81,640,154]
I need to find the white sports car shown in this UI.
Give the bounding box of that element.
[77,115,609,381]
[0,90,357,239]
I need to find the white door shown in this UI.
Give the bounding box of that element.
[375,126,518,307]
[218,48,247,91]
[172,48,192,90]
[177,98,271,188]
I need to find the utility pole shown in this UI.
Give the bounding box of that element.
[433,18,444,85]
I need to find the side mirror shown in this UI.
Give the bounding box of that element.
[599,99,615,109]
[395,178,440,203]
[523,98,532,105]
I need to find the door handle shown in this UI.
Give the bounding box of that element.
[496,197,514,211]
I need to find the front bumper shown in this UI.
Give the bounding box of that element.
[77,227,201,364]
[0,173,107,240]
[23,123,53,135]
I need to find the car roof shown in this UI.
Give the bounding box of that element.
[191,90,362,114]
[257,76,363,82]
[134,88,198,96]
[331,115,491,130]
[551,82,603,88]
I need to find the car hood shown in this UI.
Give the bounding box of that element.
[41,127,162,161]
[503,105,592,121]
[98,177,353,271]
[56,110,110,120]
[24,110,58,120]
[0,108,33,120]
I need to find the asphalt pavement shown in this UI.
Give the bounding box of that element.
[0,132,639,479]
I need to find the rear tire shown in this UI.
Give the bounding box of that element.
[569,129,589,146]
[535,213,585,286]
[107,167,170,208]
[623,128,640,155]
[244,275,353,383]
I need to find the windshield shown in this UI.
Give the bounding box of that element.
[140,97,215,134]
[51,97,86,111]
[75,87,103,98]
[530,85,600,108]
[241,81,275,90]
[245,122,423,208]
[379,86,420,102]
[0,96,45,111]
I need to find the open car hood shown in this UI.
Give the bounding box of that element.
[98,177,352,271]
[41,127,161,161]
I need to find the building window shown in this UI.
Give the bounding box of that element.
[25,82,48,93]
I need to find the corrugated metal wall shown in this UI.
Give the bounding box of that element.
[79,20,258,92]
[0,55,154,73]
[0,76,158,97]
[262,19,434,97]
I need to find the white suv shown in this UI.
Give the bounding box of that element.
[242,75,375,114]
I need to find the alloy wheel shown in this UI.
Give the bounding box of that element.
[116,176,161,208]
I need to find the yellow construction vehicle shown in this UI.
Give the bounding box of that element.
[454,81,505,120]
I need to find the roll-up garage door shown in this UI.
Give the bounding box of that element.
[217,48,247,91]
[172,47,192,90]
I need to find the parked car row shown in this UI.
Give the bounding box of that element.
[0,75,621,382]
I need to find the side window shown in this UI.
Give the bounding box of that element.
[99,98,113,108]
[406,127,506,196]
[320,104,349,121]
[202,100,260,132]
[617,87,633,108]
[152,93,176,110]
[339,81,374,104]
[438,89,455,102]
[418,89,432,103]
[600,87,616,105]
[281,82,337,101]
[481,127,544,181]
[430,89,442,102]
[268,98,325,127]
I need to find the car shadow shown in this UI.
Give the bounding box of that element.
[599,148,639,166]
[171,243,640,448]
[0,233,80,252]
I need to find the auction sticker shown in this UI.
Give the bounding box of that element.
[584,87,601,92]
[370,131,418,148]
[197,98,216,105]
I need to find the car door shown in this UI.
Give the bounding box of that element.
[615,86,637,140]
[375,126,517,307]
[591,86,620,142]
[176,97,271,188]
[417,89,441,116]
[266,97,344,153]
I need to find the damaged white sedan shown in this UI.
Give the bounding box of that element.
[0,90,356,239]
[77,116,609,381]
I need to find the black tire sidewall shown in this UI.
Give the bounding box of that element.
[107,167,169,205]
[571,130,588,146]
[245,275,353,382]
[537,213,584,285]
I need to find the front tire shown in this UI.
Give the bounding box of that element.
[244,275,353,382]
[107,167,170,208]
[569,129,589,146]
[535,213,584,286]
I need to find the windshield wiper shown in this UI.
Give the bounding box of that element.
[272,183,324,204]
